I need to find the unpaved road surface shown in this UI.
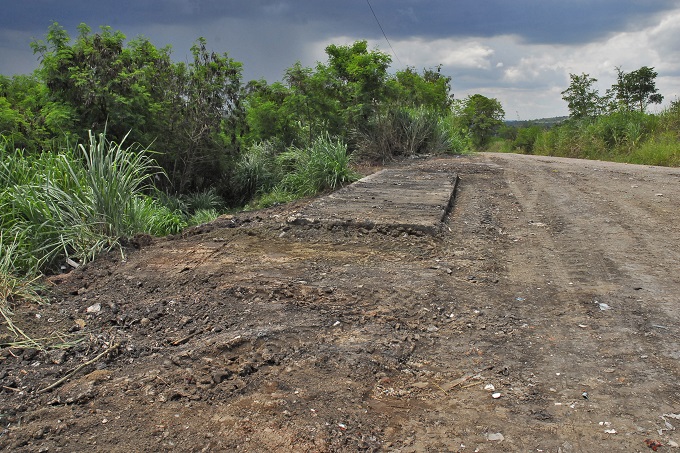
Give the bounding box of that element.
[1,153,679,452]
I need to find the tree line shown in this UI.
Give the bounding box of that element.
[561,66,663,119]
[0,23,506,206]
[499,65,678,167]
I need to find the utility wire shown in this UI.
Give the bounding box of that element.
[366,0,402,65]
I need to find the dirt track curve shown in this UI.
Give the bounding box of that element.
[1,152,679,452]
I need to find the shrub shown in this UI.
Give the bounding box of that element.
[354,106,463,162]
[0,131,176,273]
[276,134,360,197]
[231,140,282,203]
[512,126,543,154]
[187,208,220,227]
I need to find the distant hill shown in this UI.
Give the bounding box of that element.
[505,116,568,128]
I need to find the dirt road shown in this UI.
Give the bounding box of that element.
[1,153,679,452]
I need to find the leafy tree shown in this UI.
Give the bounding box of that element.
[324,41,391,128]
[0,74,76,151]
[609,66,663,112]
[244,41,394,148]
[163,38,244,193]
[283,61,344,145]
[456,94,505,148]
[242,80,297,147]
[513,125,543,154]
[561,73,604,119]
[31,23,173,142]
[30,22,245,195]
[387,65,453,113]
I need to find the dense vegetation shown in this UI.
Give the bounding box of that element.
[3,23,503,329]
[496,66,679,166]
[4,23,677,343]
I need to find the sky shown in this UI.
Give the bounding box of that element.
[1,0,679,120]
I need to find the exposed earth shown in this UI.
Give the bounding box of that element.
[1,152,679,452]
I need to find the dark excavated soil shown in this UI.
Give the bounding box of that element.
[1,153,679,452]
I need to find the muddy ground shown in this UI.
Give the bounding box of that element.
[1,153,679,452]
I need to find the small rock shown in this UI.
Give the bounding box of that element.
[484,384,495,391]
[49,350,67,365]
[86,303,101,314]
[492,392,502,399]
[595,302,612,311]
[140,317,151,327]
[486,432,504,441]
[212,370,233,384]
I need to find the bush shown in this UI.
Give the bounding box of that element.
[231,140,283,203]
[512,126,543,154]
[276,134,360,197]
[0,131,179,274]
[354,106,464,162]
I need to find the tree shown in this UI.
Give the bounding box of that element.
[242,80,298,147]
[244,41,393,148]
[31,22,246,195]
[0,74,76,151]
[609,66,663,112]
[561,73,604,119]
[387,65,453,113]
[165,38,244,193]
[324,41,392,128]
[456,94,505,148]
[31,23,173,142]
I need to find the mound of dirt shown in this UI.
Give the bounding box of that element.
[2,154,679,452]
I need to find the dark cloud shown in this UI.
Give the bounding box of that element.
[4,1,677,44]
[1,1,679,118]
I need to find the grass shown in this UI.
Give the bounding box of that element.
[0,232,45,348]
[0,131,182,274]
[1,131,188,347]
[510,107,679,167]
[276,134,360,197]
[354,106,469,162]
[187,208,221,226]
[245,134,360,209]
[232,140,282,203]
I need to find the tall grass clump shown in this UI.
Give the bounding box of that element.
[248,134,360,208]
[277,134,360,197]
[531,111,663,161]
[355,106,466,162]
[0,131,181,274]
[0,232,45,345]
[182,187,224,214]
[232,139,283,203]
[80,130,163,237]
[187,208,221,227]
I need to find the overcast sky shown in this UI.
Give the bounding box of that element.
[1,1,679,119]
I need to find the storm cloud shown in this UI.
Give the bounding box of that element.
[1,1,678,118]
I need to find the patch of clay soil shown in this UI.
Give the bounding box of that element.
[2,153,680,452]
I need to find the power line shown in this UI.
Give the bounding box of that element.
[366,0,402,65]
